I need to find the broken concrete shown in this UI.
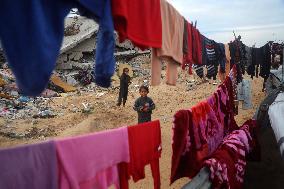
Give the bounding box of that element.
[60,17,98,54]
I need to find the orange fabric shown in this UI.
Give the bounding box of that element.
[151,50,162,86]
[166,58,179,86]
[225,43,231,76]
[155,0,184,63]
[220,44,231,82]
[151,0,184,86]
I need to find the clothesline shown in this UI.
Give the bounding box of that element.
[0,0,283,97]
[181,107,259,189]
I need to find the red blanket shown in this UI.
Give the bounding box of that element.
[112,0,162,50]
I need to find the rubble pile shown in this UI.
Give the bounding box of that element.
[0,15,154,140]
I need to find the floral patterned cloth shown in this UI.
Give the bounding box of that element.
[204,120,259,189]
[170,76,238,184]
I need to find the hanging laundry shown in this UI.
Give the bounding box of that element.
[204,120,259,189]
[194,64,205,79]
[249,43,272,82]
[0,0,115,96]
[170,76,238,184]
[229,39,247,83]
[219,44,229,82]
[183,18,190,59]
[237,79,253,110]
[191,26,203,66]
[182,19,193,74]
[56,127,129,189]
[217,43,226,74]
[0,141,57,189]
[268,93,284,159]
[111,0,162,50]
[249,47,262,78]
[195,37,226,82]
[151,0,184,86]
[259,43,272,81]
[119,120,162,189]
[229,41,238,68]
[192,35,208,79]
[271,43,283,69]
[182,20,203,74]
[245,46,253,76]
[224,43,231,76]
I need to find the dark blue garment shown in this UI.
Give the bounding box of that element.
[201,35,208,66]
[78,0,115,87]
[0,0,115,96]
[0,141,57,189]
[205,37,217,63]
[217,43,226,73]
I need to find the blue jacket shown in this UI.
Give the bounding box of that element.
[0,0,115,96]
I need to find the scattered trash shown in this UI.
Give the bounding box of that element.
[33,109,56,119]
[18,96,31,103]
[74,70,93,86]
[50,75,77,93]
[0,75,6,87]
[10,90,18,97]
[41,89,58,98]
[96,92,106,98]
[81,102,94,113]
[66,75,79,86]
[186,80,197,91]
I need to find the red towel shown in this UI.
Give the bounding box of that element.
[192,26,203,65]
[119,120,162,189]
[112,0,162,50]
[182,21,194,74]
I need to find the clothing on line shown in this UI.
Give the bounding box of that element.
[0,141,57,189]
[56,127,130,189]
[111,0,162,50]
[0,0,115,95]
[182,20,203,75]
[204,120,259,189]
[170,76,238,184]
[151,0,184,86]
[119,120,162,189]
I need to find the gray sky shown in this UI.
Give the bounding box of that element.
[169,0,284,47]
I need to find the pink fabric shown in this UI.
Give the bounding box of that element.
[204,120,259,189]
[56,127,130,189]
[151,0,184,86]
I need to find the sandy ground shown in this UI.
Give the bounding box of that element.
[0,72,265,188]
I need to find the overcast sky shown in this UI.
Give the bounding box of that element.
[168,0,284,47]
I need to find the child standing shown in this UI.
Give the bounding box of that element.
[117,68,131,107]
[133,85,155,123]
